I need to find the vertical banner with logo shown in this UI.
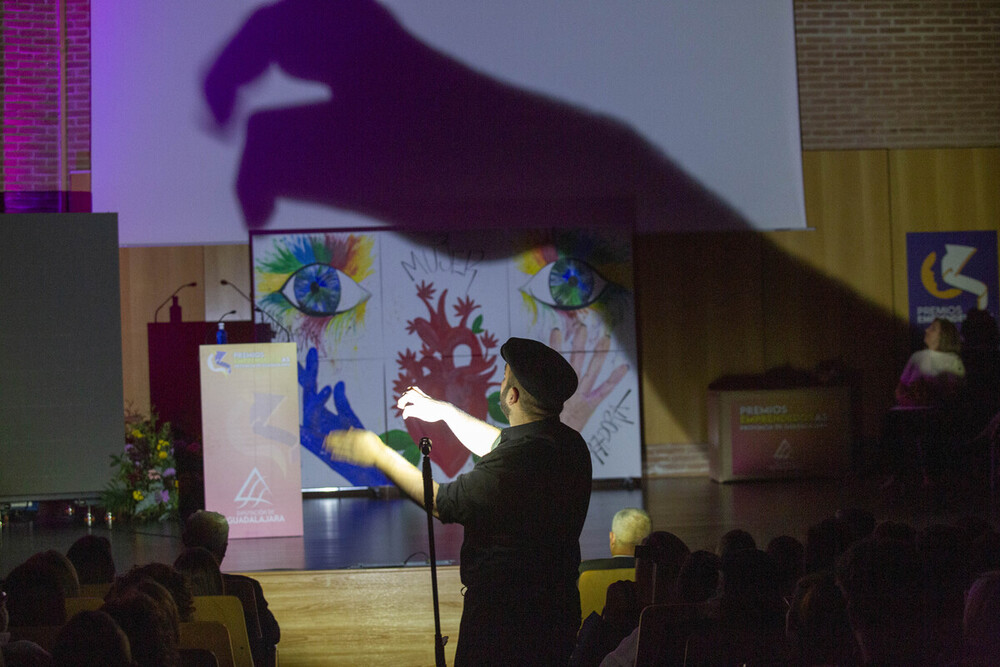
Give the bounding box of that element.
[200,343,303,538]
[906,231,999,326]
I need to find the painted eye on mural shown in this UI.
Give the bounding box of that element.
[278,262,370,317]
[521,257,609,310]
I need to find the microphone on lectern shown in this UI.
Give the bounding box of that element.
[153,282,197,323]
[220,279,293,343]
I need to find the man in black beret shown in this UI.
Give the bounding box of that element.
[325,336,592,665]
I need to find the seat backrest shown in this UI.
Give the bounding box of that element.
[223,576,262,640]
[191,596,255,667]
[180,620,236,667]
[577,566,636,623]
[65,596,104,618]
[78,582,113,599]
[635,602,743,667]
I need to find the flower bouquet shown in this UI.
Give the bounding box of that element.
[100,410,179,522]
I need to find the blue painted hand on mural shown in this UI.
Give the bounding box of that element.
[298,347,389,486]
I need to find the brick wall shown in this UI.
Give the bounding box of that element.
[796,0,1000,149]
[0,0,89,211]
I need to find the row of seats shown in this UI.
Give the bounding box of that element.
[9,594,260,667]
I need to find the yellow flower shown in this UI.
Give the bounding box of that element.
[158,451,168,460]
[133,490,144,501]
[131,429,143,439]
[158,439,169,449]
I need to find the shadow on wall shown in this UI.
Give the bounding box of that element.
[203,0,925,461]
[202,0,746,233]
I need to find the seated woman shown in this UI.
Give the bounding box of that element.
[895,318,965,408]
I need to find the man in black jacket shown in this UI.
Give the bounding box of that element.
[326,336,592,665]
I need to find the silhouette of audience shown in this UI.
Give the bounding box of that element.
[111,563,195,623]
[5,502,1000,666]
[101,588,180,667]
[785,570,856,665]
[65,535,116,586]
[675,549,721,604]
[4,555,67,628]
[182,510,280,666]
[960,308,1000,436]
[50,610,132,667]
[962,569,1000,666]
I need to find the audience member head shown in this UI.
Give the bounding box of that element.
[174,547,225,596]
[635,530,691,607]
[609,507,652,557]
[872,519,917,543]
[719,548,780,604]
[111,563,193,623]
[961,308,999,351]
[969,529,1000,575]
[4,556,67,627]
[835,507,876,543]
[918,523,972,657]
[804,517,851,574]
[835,536,926,665]
[716,529,756,563]
[28,549,81,598]
[66,535,116,585]
[785,570,855,666]
[51,610,132,667]
[963,570,1000,666]
[181,510,229,564]
[765,535,804,598]
[101,589,179,667]
[925,317,960,354]
[0,640,51,667]
[675,549,721,603]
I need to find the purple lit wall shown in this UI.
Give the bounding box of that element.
[92,1,807,246]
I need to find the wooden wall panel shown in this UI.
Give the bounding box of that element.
[204,244,252,321]
[637,232,765,445]
[762,151,902,443]
[119,245,204,415]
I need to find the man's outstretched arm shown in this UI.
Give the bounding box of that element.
[396,386,500,457]
[324,428,439,516]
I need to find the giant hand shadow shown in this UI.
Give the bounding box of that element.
[203,0,748,232]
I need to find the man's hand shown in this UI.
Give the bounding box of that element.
[323,428,384,468]
[396,386,453,423]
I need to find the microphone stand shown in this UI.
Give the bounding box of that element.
[420,437,448,667]
[153,281,197,323]
[220,279,293,342]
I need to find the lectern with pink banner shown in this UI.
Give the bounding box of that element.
[199,343,303,538]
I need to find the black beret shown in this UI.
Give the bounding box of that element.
[500,337,578,410]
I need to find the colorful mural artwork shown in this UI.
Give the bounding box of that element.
[251,227,641,488]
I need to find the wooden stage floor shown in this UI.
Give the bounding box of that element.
[2,472,995,665]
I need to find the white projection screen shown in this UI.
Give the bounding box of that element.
[93,1,806,246]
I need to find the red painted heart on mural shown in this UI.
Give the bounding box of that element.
[393,282,499,477]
